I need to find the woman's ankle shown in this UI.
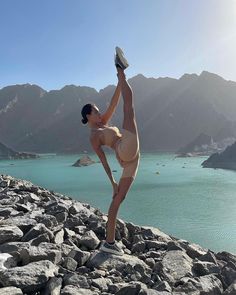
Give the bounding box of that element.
[106,239,115,244]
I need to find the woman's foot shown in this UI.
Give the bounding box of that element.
[99,240,124,256]
[114,46,129,70]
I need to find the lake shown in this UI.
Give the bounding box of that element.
[1,152,235,254]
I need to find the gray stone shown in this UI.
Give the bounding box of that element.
[146,240,168,251]
[179,240,208,259]
[60,285,99,295]
[63,273,90,288]
[161,250,193,284]
[62,257,77,271]
[21,223,54,242]
[20,245,62,265]
[68,248,90,266]
[0,286,23,295]
[43,277,63,295]
[79,230,100,250]
[0,226,23,244]
[223,282,236,295]
[91,277,112,291]
[30,233,51,246]
[0,253,17,269]
[192,260,220,276]
[132,241,146,253]
[54,228,65,244]
[0,260,58,292]
[0,241,31,253]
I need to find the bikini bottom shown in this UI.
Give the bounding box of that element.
[114,128,140,179]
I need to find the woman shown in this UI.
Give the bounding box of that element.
[81,47,140,256]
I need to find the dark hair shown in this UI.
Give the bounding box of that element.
[81,103,94,124]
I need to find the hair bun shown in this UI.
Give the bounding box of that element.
[81,117,87,124]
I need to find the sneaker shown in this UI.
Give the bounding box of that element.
[99,240,124,256]
[114,46,129,70]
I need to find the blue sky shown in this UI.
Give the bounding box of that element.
[0,0,236,91]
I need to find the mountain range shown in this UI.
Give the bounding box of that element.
[0,70,236,154]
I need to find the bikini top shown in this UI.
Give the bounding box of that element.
[91,125,122,149]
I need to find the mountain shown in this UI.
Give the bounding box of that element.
[0,70,236,153]
[0,141,39,160]
[176,132,236,156]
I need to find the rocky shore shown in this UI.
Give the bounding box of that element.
[0,174,235,295]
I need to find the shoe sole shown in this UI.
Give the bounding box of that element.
[115,46,129,68]
[99,245,124,256]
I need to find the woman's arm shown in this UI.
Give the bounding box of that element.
[90,136,116,185]
[101,81,121,125]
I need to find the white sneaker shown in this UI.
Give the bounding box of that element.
[99,240,124,256]
[114,46,129,70]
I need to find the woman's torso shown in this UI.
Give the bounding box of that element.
[91,125,126,167]
[91,125,122,149]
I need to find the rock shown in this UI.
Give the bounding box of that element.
[78,230,100,250]
[223,282,236,295]
[131,241,146,253]
[54,228,65,244]
[146,240,168,251]
[154,281,172,292]
[1,216,37,234]
[30,233,51,246]
[0,286,23,294]
[173,274,223,294]
[68,248,90,266]
[0,226,23,244]
[178,240,208,259]
[63,273,90,288]
[0,241,31,253]
[91,277,112,291]
[20,245,62,265]
[139,226,172,242]
[0,173,236,294]
[160,250,193,285]
[86,250,151,276]
[221,263,236,287]
[0,253,17,269]
[72,155,96,167]
[60,285,99,294]
[62,257,77,271]
[43,277,63,295]
[198,250,218,264]
[192,260,220,276]
[21,223,54,242]
[0,260,58,292]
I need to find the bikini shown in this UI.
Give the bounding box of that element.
[91,125,140,179]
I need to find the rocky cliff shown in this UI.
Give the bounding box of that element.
[202,141,236,171]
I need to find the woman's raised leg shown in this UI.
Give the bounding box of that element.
[117,67,138,135]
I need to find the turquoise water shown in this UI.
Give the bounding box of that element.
[0,152,235,255]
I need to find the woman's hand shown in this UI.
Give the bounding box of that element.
[112,181,119,199]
